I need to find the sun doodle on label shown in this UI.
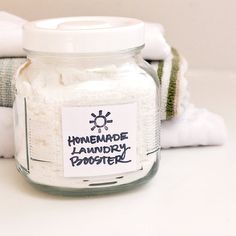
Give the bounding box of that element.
[89,110,113,133]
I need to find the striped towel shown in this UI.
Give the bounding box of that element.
[0,53,190,158]
[0,51,187,120]
[151,48,189,120]
[0,57,26,107]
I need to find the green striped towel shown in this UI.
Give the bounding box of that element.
[0,57,26,107]
[151,48,189,120]
[0,50,188,120]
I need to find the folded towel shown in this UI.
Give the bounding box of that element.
[0,12,26,57]
[162,104,227,148]
[150,48,189,120]
[0,57,26,107]
[0,13,169,60]
[0,49,187,120]
[0,13,227,158]
[142,22,171,60]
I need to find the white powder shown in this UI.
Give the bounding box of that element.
[14,59,160,188]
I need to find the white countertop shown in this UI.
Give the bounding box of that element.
[0,70,235,236]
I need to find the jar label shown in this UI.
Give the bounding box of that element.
[61,103,138,177]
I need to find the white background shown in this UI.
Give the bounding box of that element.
[0,1,235,235]
[0,71,235,236]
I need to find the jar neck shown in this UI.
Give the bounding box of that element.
[26,46,144,69]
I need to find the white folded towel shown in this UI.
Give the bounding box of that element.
[0,107,14,158]
[0,12,26,57]
[150,48,190,120]
[161,104,227,148]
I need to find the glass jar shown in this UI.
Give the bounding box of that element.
[13,17,160,195]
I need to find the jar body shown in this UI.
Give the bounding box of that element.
[13,49,160,195]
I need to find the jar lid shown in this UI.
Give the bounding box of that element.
[23,16,145,54]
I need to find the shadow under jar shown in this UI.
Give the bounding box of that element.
[13,16,161,196]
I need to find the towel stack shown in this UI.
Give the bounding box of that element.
[0,13,227,158]
[143,22,226,147]
[0,12,27,158]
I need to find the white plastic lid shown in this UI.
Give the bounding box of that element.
[23,16,145,54]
